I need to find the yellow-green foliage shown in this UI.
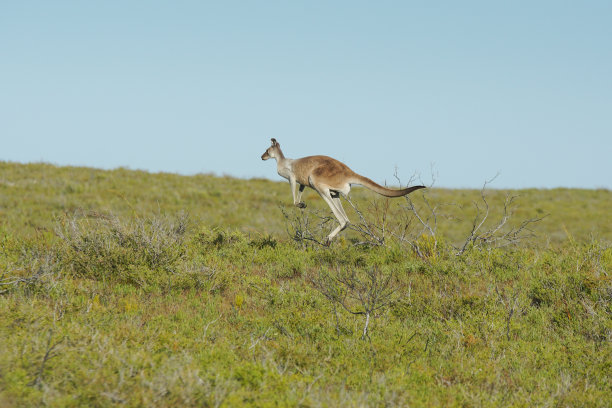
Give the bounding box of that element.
[0,161,611,407]
[1,162,610,245]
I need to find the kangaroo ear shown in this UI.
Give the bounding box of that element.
[271,138,278,146]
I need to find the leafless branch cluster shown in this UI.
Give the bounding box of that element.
[28,329,65,387]
[395,170,440,258]
[279,204,334,247]
[0,270,37,294]
[344,195,388,246]
[495,285,523,341]
[346,170,441,258]
[0,251,60,295]
[345,171,545,258]
[310,267,398,340]
[454,176,547,255]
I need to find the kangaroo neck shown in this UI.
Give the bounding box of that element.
[276,156,293,180]
[275,147,286,161]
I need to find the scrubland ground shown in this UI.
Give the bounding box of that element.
[1,162,610,407]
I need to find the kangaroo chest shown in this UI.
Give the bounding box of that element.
[277,161,293,181]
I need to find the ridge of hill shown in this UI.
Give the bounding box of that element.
[1,161,610,244]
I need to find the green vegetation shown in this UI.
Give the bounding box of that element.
[1,161,610,407]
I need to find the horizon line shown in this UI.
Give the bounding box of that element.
[1,159,610,192]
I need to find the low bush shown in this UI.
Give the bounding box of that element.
[55,212,189,285]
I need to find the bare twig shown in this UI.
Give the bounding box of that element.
[279,204,332,247]
[249,327,272,349]
[495,286,521,341]
[344,195,386,246]
[202,316,220,341]
[1,252,60,294]
[345,169,437,251]
[455,176,546,255]
[310,268,398,340]
[393,170,439,258]
[28,329,64,387]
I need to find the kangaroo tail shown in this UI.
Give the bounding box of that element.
[350,174,426,197]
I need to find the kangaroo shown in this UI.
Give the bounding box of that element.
[261,138,425,243]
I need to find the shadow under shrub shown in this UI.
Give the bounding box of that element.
[55,212,189,285]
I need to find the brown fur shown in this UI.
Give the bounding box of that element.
[293,156,352,187]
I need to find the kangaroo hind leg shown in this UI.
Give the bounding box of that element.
[316,186,349,244]
[330,191,349,222]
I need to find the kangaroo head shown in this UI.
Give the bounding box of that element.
[261,138,282,161]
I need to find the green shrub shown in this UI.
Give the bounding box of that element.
[55,212,188,284]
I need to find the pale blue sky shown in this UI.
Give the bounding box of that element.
[1,1,611,189]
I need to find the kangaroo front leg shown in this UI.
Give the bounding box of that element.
[290,177,306,208]
[296,184,306,208]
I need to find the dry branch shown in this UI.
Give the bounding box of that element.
[279,204,333,247]
[28,329,64,387]
[310,267,398,340]
[454,176,547,255]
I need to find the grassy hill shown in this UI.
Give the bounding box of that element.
[1,162,610,407]
[1,161,610,245]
